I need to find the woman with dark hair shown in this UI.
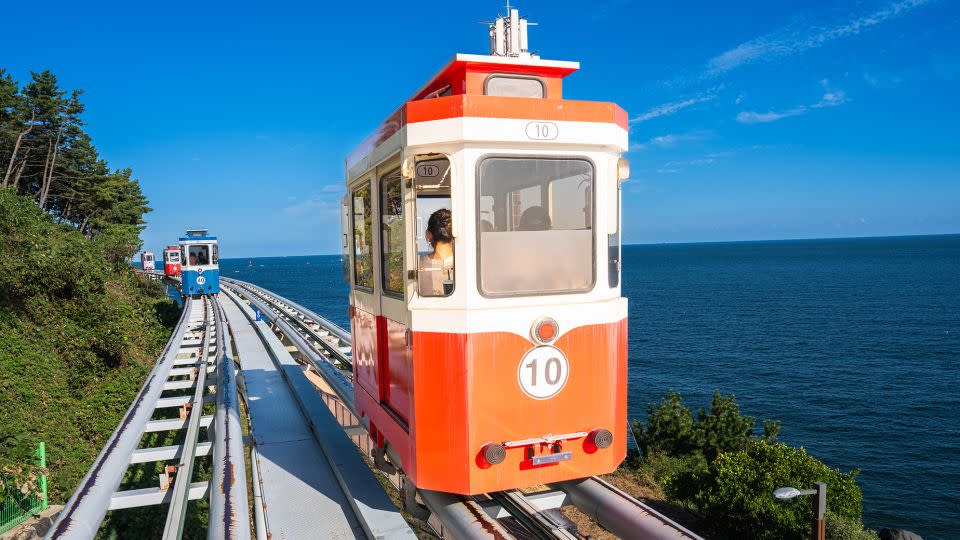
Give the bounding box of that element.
[419,208,454,295]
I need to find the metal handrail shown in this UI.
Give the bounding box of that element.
[47,297,195,540]
[162,298,213,539]
[207,297,251,540]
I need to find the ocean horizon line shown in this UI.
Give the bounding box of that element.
[218,231,960,260]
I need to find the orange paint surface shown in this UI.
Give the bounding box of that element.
[354,317,628,494]
[406,94,629,130]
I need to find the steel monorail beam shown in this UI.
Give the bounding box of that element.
[47,298,195,540]
[222,284,355,411]
[222,278,352,366]
[162,299,214,539]
[208,297,251,540]
[419,490,515,540]
[222,283,513,540]
[549,476,702,540]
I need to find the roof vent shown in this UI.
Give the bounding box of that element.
[487,3,537,58]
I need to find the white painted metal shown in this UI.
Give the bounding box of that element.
[144,415,213,433]
[129,442,212,464]
[208,298,251,540]
[46,298,196,540]
[109,482,209,511]
[220,288,417,539]
[163,300,215,539]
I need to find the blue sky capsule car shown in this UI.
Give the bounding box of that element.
[179,228,219,296]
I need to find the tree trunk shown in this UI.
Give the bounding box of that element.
[2,116,35,188]
[13,148,30,191]
[39,130,62,209]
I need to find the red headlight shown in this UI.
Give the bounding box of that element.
[532,318,559,344]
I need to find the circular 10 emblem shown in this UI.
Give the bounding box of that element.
[517,346,569,399]
[196,276,206,285]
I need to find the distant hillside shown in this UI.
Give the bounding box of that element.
[0,189,178,502]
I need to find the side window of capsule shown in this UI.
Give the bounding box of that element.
[412,157,454,297]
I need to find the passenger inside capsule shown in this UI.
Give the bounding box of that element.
[418,208,454,296]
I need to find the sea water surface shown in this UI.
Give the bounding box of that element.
[221,235,960,538]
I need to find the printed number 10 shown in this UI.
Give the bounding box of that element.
[525,357,562,386]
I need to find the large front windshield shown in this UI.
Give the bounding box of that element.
[477,157,594,296]
[187,245,210,266]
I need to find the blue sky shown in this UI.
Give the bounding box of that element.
[4,0,958,256]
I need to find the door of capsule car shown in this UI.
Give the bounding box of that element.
[348,157,415,428]
[377,160,414,427]
[348,170,382,412]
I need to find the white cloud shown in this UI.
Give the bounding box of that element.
[707,0,933,75]
[737,82,847,124]
[283,196,339,217]
[631,130,713,151]
[736,109,806,124]
[630,88,723,124]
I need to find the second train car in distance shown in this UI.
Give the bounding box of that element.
[179,228,219,295]
[342,9,629,495]
[140,251,156,271]
[163,245,182,277]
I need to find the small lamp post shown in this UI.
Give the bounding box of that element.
[773,482,827,540]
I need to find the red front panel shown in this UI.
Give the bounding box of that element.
[410,319,628,494]
[164,263,181,276]
[382,317,413,425]
[351,307,379,399]
[351,308,628,494]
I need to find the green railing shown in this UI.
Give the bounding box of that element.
[0,442,49,534]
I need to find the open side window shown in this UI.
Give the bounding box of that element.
[352,181,374,291]
[411,156,454,297]
[380,168,405,298]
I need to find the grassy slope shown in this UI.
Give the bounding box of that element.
[0,189,178,502]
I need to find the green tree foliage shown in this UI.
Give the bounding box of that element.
[688,440,863,539]
[0,189,176,502]
[637,390,761,461]
[632,390,871,540]
[0,68,149,238]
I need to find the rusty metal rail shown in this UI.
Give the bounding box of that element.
[208,297,251,540]
[48,297,200,539]
[46,296,251,540]
[221,280,514,540]
[221,277,705,540]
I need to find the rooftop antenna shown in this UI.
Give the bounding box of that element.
[485,2,538,58]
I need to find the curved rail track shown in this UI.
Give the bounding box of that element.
[221,277,702,540]
[49,271,701,539]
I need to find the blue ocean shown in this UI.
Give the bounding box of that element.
[220,234,960,538]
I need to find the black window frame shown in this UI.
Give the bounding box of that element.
[351,180,374,292]
[379,167,405,299]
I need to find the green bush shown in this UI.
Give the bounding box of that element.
[826,509,879,540]
[636,390,768,462]
[0,189,176,502]
[629,390,870,539]
[690,440,862,540]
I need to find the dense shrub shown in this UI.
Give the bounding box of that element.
[826,510,879,540]
[631,390,870,540]
[689,439,862,539]
[636,390,774,462]
[0,189,176,502]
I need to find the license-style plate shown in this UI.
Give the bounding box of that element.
[531,452,573,466]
